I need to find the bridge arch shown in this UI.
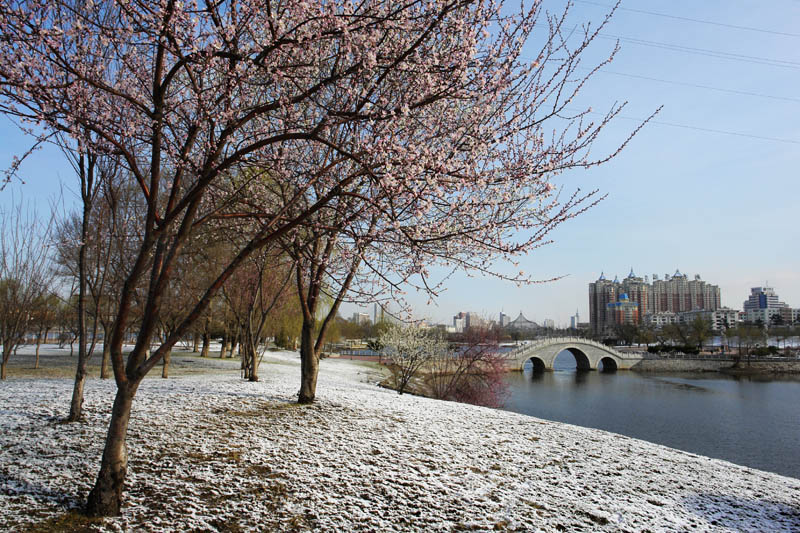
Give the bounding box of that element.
[509,337,641,372]
[525,357,546,373]
[562,348,591,371]
[598,356,618,373]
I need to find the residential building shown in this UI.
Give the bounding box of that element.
[643,312,678,329]
[543,319,555,329]
[590,269,721,335]
[649,270,720,313]
[744,308,783,325]
[606,293,639,328]
[589,272,618,335]
[677,308,740,331]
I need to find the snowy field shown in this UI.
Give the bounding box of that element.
[1,348,799,532]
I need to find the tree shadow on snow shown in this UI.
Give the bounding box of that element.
[1,474,82,510]
[683,493,800,532]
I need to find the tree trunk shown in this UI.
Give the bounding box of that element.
[200,331,210,358]
[85,385,135,517]
[1,346,10,380]
[101,338,111,379]
[298,320,318,403]
[192,332,200,352]
[230,333,239,357]
[35,332,42,369]
[68,193,91,422]
[161,349,171,378]
[219,334,229,358]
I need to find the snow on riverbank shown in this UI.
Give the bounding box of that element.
[1,350,799,532]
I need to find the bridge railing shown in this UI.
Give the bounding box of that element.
[506,337,645,359]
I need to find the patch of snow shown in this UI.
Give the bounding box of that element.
[0,349,798,531]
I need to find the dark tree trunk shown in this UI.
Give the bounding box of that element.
[86,384,136,516]
[191,332,200,352]
[1,346,10,380]
[298,320,318,403]
[200,331,210,358]
[101,334,111,379]
[68,177,91,422]
[35,331,43,369]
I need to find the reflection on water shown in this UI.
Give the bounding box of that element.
[504,350,800,479]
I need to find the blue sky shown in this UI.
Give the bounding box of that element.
[2,1,799,327]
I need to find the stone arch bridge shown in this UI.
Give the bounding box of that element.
[506,337,644,372]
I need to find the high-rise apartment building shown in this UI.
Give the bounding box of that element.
[589,269,721,335]
[606,293,639,327]
[649,270,720,313]
[589,272,617,335]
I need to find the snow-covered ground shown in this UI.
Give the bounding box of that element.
[1,349,799,532]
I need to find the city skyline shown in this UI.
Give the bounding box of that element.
[345,269,795,328]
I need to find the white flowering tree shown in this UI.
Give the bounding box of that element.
[0,0,647,516]
[380,323,448,395]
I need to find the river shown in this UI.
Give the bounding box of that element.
[502,351,800,479]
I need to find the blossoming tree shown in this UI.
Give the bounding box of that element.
[0,0,646,516]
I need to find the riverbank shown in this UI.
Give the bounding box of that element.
[632,357,800,374]
[1,349,799,531]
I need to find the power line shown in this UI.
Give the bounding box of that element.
[597,32,800,70]
[572,109,800,146]
[592,69,800,104]
[574,0,800,38]
[521,59,800,104]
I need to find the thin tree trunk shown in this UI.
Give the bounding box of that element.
[35,331,42,369]
[298,320,318,403]
[101,333,111,379]
[192,332,200,352]
[1,346,10,380]
[248,338,259,382]
[200,330,209,358]
[161,349,171,378]
[68,190,91,422]
[85,384,135,516]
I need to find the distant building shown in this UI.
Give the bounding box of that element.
[351,312,371,325]
[744,308,783,325]
[590,269,721,335]
[741,285,798,325]
[499,312,511,328]
[506,312,540,331]
[453,311,485,333]
[543,319,555,329]
[643,311,678,329]
[570,310,580,329]
[743,285,787,311]
[606,293,639,328]
[678,308,740,331]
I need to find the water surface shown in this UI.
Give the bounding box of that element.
[503,352,800,479]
